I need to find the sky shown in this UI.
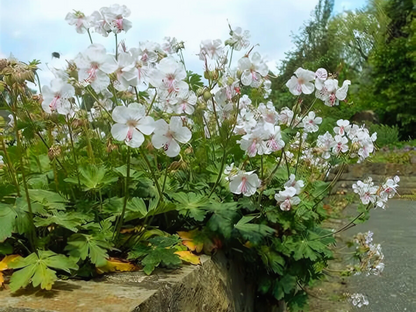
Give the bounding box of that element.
[0,0,367,86]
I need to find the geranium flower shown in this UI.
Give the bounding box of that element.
[151,116,192,157]
[286,67,315,95]
[199,39,224,60]
[227,27,250,51]
[41,78,75,115]
[302,111,322,133]
[238,52,268,88]
[111,103,155,148]
[284,174,304,195]
[65,10,92,34]
[275,187,300,211]
[229,170,261,197]
[75,44,118,93]
[315,79,351,107]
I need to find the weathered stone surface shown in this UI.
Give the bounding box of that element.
[0,252,254,312]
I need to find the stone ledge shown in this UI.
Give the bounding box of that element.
[0,252,254,312]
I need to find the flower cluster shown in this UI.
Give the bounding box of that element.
[351,231,385,276]
[349,293,369,308]
[317,119,377,162]
[286,67,351,107]
[352,176,399,209]
[66,5,132,36]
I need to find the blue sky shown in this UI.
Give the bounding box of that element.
[0,0,367,85]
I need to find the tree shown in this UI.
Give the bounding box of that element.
[367,0,415,139]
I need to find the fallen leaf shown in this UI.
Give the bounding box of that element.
[96,257,140,274]
[177,229,204,253]
[0,255,22,287]
[174,251,200,265]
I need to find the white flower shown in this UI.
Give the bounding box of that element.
[65,10,92,34]
[275,187,301,211]
[228,27,250,51]
[350,293,369,308]
[152,116,192,157]
[317,131,335,159]
[75,44,118,93]
[114,51,137,91]
[302,111,322,133]
[286,67,315,95]
[100,4,132,34]
[229,170,261,197]
[334,119,350,136]
[352,178,379,205]
[315,79,351,107]
[284,174,304,195]
[379,175,400,201]
[332,135,349,155]
[278,107,294,126]
[314,68,328,90]
[149,57,188,96]
[0,155,4,166]
[258,102,278,124]
[238,52,269,88]
[162,37,180,54]
[111,103,155,148]
[41,78,75,115]
[199,39,224,60]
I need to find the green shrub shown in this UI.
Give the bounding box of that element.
[369,124,400,147]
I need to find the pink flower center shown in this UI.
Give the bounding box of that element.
[49,96,60,111]
[240,177,248,194]
[85,63,99,83]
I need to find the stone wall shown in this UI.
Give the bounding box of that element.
[329,162,416,195]
[0,252,257,312]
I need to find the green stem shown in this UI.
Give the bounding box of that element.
[134,86,140,103]
[87,29,93,44]
[115,33,118,60]
[208,147,227,198]
[11,103,37,253]
[67,118,81,188]
[0,135,20,196]
[140,149,163,200]
[146,90,157,115]
[228,47,234,68]
[294,132,303,176]
[179,49,187,73]
[114,147,130,241]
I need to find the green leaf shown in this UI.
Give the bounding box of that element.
[34,211,86,232]
[65,165,118,191]
[171,192,209,221]
[235,216,275,244]
[272,274,297,300]
[28,189,67,205]
[125,197,147,221]
[65,234,112,267]
[207,202,239,238]
[142,247,181,275]
[0,242,13,255]
[0,203,17,242]
[8,250,78,292]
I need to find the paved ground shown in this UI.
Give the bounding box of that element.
[344,199,416,312]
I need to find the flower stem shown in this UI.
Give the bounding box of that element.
[114,146,130,241]
[87,29,93,44]
[67,118,81,188]
[11,100,37,253]
[140,149,163,200]
[0,135,20,196]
